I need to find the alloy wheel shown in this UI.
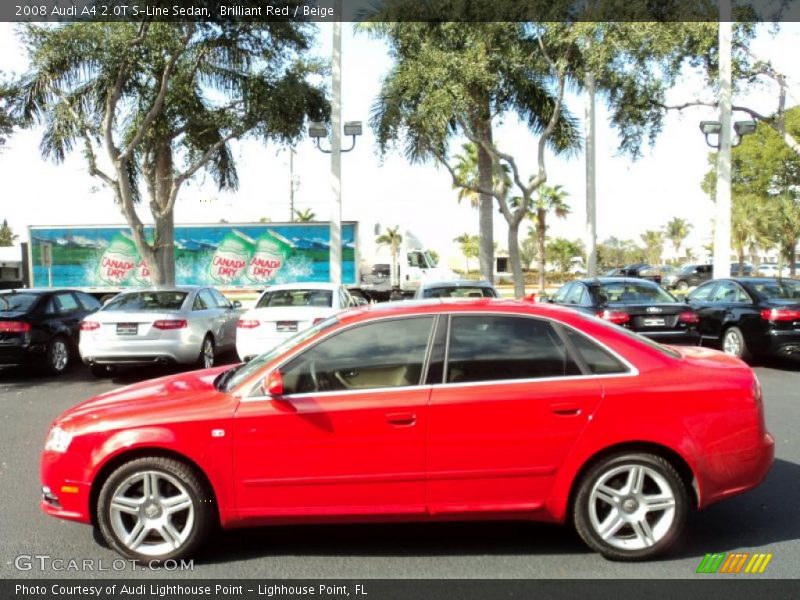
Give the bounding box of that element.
[723,330,742,356]
[202,338,215,368]
[586,464,677,551]
[49,339,69,372]
[108,470,195,558]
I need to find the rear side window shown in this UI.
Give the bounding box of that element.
[54,292,80,313]
[446,315,581,384]
[75,292,102,311]
[562,328,628,375]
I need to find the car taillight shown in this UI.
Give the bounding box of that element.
[761,308,800,322]
[80,321,100,331]
[597,310,630,325]
[678,311,699,324]
[153,319,187,330]
[238,319,260,329]
[0,321,31,333]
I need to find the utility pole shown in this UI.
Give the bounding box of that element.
[289,148,296,222]
[329,9,343,285]
[585,71,597,277]
[713,0,733,279]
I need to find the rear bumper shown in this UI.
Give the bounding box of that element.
[765,330,800,358]
[638,330,700,345]
[80,338,200,365]
[0,343,42,365]
[698,432,775,508]
[237,335,291,362]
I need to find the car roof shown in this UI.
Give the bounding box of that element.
[0,288,83,295]
[264,282,341,292]
[577,277,660,286]
[114,286,201,293]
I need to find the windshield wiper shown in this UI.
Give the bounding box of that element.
[214,364,243,392]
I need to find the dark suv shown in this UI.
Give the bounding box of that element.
[663,264,712,291]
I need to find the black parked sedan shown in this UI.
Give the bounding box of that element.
[549,278,700,344]
[0,289,101,374]
[686,278,800,361]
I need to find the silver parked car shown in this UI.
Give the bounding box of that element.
[79,287,243,377]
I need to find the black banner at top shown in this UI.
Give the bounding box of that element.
[4,0,800,23]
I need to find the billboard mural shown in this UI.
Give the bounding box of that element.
[29,223,358,288]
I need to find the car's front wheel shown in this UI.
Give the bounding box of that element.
[96,457,215,561]
[573,453,688,561]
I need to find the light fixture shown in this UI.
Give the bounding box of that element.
[343,121,363,136]
[699,119,756,148]
[309,120,363,154]
[733,120,757,137]
[308,122,327,139]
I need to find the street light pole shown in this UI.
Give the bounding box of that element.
[330,11,343,285]
[585,71,597,277]
[713,1,733,279]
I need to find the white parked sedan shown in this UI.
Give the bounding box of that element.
[236,283,354,361]
[79,286,243,376]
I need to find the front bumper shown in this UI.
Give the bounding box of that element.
[40,450,92,524]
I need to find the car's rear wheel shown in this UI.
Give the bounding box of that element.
[573,453,688,561]
[721,326,752,361]
[675,280,689,292]
[197,335,215,369]
[45,336,71,375]
[96,457,214,561]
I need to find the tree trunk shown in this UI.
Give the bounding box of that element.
[391,240,399,288]
[738,248,744,275]
[508,219,525,299]
[536,209,546,293]
[475,113,494,285]
[150,143,176,285]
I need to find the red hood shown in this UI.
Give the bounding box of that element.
[55,365,237,433]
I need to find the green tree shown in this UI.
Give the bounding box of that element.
[0,219,17,246]
[376,226,403,287]
[519,227,539,271]
[14,22,326,285]
[640,230,664,266]
[454,233,479,273]
[293,208,316,222]
[532,184,570,292]
[664,217,692,263]
[546,238,584,273]
[0,79,15,149]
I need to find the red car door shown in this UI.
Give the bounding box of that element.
[233,316,436,519]
[426,314,604,515]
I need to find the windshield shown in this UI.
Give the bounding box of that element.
[0,293,39,312]
[256,289,333,308]
[217,316,340,392]
[750,280,800,301]
[423,286,496,298]
[103,291,187,312]
[599,282,677,304]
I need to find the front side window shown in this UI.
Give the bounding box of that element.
[446,315,580,384]
[688,282,716,302]
[281,317,435,395]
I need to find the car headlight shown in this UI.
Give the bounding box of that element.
[45,426,73,453]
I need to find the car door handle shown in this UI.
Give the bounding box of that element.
[386,412,416,426]
[550,403,582,416]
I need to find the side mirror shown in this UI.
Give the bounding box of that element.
[232,300,242,309]
[259,369,284,398]
[524,293,537,303]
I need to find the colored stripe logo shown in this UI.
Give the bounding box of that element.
[697,552,772,574]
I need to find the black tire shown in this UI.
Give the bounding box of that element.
[96,456,215,562]
[44,336,71,375]
[675,280,689,292]
[573,452,688,561]
[197,334,215,369]
[721,326,752,361]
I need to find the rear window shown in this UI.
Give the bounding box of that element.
[422,286,496,298]
[0,293,39,312]
[751,280,800,301]
[256,289,333,308]
[103,292,187,312]
[599,282,676,304]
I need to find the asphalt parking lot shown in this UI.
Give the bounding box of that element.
[1,358,798,580]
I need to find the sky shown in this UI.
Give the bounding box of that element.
[1,22,799,268]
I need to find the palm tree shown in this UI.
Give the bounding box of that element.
[532,185,570,292]
[376,226,403,287]
[293,208,316,222]
[640,230,665,266]
[664,217,692,264]
[454,232,479,273]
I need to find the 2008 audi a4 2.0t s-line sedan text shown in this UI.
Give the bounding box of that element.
[40,299,774,562]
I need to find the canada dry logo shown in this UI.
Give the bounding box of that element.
[696,552,773,574]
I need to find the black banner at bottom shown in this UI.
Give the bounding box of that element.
[5,580,800,600]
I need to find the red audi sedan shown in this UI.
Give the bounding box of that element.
[40,299,774,562]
